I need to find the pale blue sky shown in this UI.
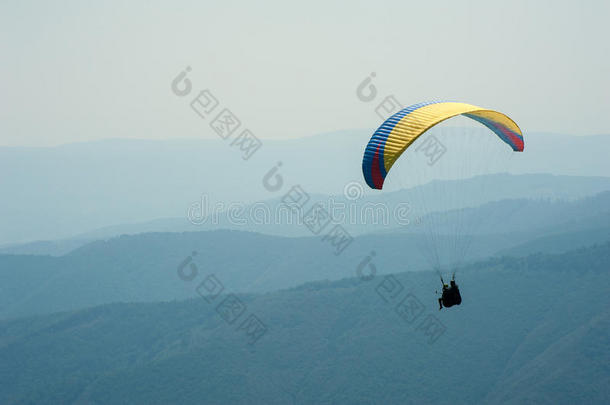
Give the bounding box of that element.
[1,0,609,146]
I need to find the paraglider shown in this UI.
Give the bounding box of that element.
[438,276,462,310]
[361,101,524,309]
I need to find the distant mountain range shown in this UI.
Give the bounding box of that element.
[1,191,609,320]
[1,243,608,404]
[2,173,610,255]
[1,132,609,244]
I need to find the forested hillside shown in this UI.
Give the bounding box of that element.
[1,243,608,404]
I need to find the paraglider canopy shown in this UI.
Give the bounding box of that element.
[362,101,524,190]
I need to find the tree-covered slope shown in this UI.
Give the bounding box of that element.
[0,243,608,404]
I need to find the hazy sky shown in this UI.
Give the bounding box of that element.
[1,0,609,146]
